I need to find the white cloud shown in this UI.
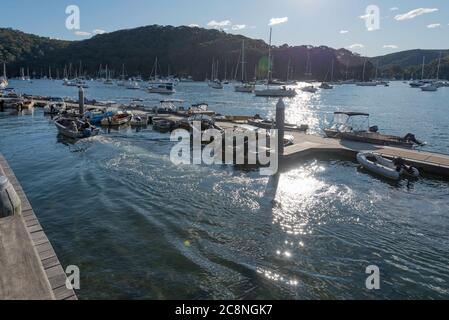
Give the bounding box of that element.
[74,31,91,36]
[93,29,106,35]
[232,24,246,31]
[188,24,200,28]
[427,23,441,28]
[347,43,364,49]
[394,8,438,21]
[339,30,349,34]
[207,20,231,29]
[390,7,399,12]
[269,17,288,26]
[383,44,399,49]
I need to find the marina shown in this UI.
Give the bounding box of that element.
[1,78,449,299]
[2,0,449,302]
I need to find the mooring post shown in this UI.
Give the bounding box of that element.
[0,175,22,218]
[78,86,85,116]
[276,98,285,158]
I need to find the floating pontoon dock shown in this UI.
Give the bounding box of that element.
[283,132,449,178]
[0,154,76,300]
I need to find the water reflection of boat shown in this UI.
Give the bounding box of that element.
[324,112,424,148]
[55,117,100,139]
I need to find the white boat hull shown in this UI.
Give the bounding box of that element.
[357,152,419,180]
[255,88,297,97]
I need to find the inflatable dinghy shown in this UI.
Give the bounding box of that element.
[357,152,419,180]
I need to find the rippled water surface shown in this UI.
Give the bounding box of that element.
[1,80,448,299]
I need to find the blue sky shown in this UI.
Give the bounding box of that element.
[2,0,448,56]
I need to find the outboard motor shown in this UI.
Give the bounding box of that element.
[369,126,379,133]
[403,133,424,146]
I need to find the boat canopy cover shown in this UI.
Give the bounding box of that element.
[334,112,369,117]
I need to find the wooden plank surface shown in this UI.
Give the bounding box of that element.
[0,154,77,300]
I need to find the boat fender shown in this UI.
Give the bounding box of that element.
[0,175,22,218]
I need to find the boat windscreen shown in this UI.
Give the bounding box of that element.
[332,112,370,131]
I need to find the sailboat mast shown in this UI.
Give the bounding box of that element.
[331,59,334,82]
[436,56,441,80]
[267,27,272,88]
[241,40,245,82]
[362,59,367,82]
[421,56,425,80]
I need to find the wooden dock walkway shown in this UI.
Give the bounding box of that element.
[0,154,77,300]
[284,132,449,177]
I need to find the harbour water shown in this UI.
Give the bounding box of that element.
[1,80,448,299]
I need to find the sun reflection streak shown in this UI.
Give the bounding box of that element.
[256,267,299,287]
[267,87,323,134]
[272,162,331,236]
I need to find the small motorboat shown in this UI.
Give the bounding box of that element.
[21,99,35,110]
[324,112,425,148]
[44,97,67,115]
[126,81,141,90]
[247,118,308,132]
[319,82,333,89]
[421,84,438,92]
[100,111,132,126]
[235,83,255,93]
[300,86,318,93]
[130,113,149,127]
[55,117,100,139]
[255,86,297,97]
[84,110,114,124]
[356,81,377,87]
[357,152,420,180]
[152,118,176,132]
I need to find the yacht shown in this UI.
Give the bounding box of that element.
[255,86,297,97]
[208,60,223,89]
[147,82,176,94]
[126,81,141,90]
[234,40,255,93]
[410,57,427,88]
[0,63,9,89]
[104,65,114,85]
[208,79,224,89]
[254,28,297,98]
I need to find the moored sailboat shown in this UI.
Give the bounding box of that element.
[254,28,297,98]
